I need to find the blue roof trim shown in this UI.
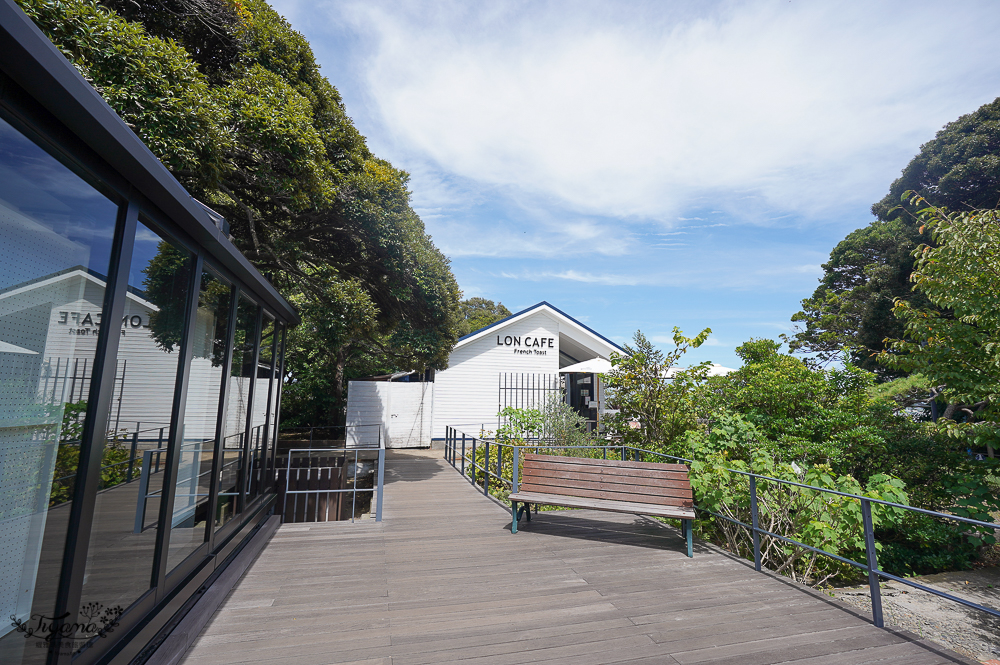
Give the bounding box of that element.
[457,301,626,353]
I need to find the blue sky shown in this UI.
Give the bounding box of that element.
[270,0,1000,369]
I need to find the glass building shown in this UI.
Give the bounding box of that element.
[0,3,298,664]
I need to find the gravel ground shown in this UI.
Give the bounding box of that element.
[833,567,1000,663]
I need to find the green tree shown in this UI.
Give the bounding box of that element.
[704,339,913,475]
[604,328,711,453]
[788,219,927,376]
[142,242,193,353]
[686,338,993,577]
[18,0,463,425]
[789,97,1000,375]
[880,194,1000,458]
[456,298,512,337]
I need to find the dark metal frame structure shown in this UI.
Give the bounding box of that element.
[0,2,298,663]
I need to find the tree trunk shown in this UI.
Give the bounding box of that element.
[333,346,347,427]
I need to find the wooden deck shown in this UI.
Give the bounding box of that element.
[178,450,977,665]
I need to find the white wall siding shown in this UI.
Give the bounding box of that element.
[432,310,559,438]
[345,381,384,447]
[387,382,433,447]
[346,381,434,448]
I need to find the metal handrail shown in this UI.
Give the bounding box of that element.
[282,427,385,523]
[278,424,383,447]
[442,425,1000,629]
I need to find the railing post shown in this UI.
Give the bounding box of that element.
[127,431,139,482]
[862,498,884,628]
[283,452,293,522]
[483,438,490,496]
[749,475,761,572]
[461,434,466,477]
[470,436,476,485]
[375,445,385,522]
[133,450,153,533]
[351,449,358,523]
[512,447,519,493]
[603,445,607,460]
[496,442,502,485]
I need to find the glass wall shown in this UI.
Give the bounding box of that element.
[78,220,194,632]
[247,315,274,502]
[215,294,258,532]
[166,268,231,573]
[0,116,120,665]
[1,34,295,661]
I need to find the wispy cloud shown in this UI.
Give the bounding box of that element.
[304,0,1000,223]
[500,269,644,286]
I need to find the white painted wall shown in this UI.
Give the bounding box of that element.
[345,381,434,448]
[432,310,560,439]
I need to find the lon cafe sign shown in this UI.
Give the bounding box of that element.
[496,334,555,356]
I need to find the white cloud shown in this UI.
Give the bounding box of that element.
[500,270,644,286]
[309,0,1000,224]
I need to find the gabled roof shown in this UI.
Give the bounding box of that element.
[456,301,625,354]
[0,266,157,309]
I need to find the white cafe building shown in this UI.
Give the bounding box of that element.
[346,302,625,447]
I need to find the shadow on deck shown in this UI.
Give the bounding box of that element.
[178,450,977,665]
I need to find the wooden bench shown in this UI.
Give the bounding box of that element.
[508,453,696,557]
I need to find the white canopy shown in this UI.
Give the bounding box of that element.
[559,357,613,374]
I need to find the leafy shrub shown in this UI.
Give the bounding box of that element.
[688,441,908,586]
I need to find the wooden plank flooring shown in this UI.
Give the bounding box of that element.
[179,450,977,665]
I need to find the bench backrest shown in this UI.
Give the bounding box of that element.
[519,453,693,508]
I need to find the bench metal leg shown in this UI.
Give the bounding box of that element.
[685,519,693,558]
[511,501,518,534]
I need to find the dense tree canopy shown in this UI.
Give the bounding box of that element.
[881,195,1000,447]
[455,298,512,337]
[18,0,462,424]
[789,97,1000,376]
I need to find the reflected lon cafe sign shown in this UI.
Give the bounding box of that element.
[497,334,554,356]
[57,310,149,336]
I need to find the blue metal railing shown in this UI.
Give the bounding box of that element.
[442,425,1000,630]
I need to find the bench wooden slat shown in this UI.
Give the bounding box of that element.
[521,458,691,481]
[521,467,692,491]
[508,490,696,520]
[524,453,689,472]
[522,463,691,482]
[517,482,693,507]
[518,478,693,503]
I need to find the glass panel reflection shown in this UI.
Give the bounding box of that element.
[215,295,257,531]
[0,116,119,665]
[166,269,230,572]
[247,315,273,501]
[267,325,284,486]
[79,220,193,629]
